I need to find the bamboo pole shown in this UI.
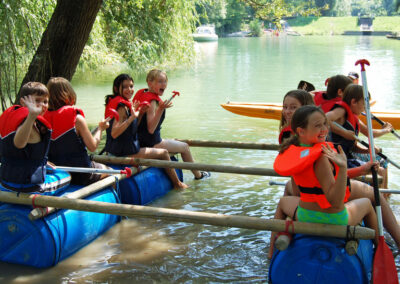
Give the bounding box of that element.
[92,155,280,176]
[29,166,144,220]
[176,139,280,150]
[0,191,375,240]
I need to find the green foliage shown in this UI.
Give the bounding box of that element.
[248,19,263,36]
[241,0,324,28]
[100,0,198,76]
[0,0,55,110]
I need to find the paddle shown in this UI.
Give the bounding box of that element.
[332,121,400,170]
[91,108,120,135]
[50,166,133,177]
[356,59,398,284]
[175,139,280,150]
[361,112,400,140]
[165,90,180,104]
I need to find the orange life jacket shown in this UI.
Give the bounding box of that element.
[274,142,350,209]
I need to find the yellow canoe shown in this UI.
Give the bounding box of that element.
[221,102,400,130]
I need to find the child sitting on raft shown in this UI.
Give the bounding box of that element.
[269,105,379,258]
[44,77,110,185]
[0,82,53,192]
[133,69,210,180]
[326,84,389,188]
[104,74,188,189]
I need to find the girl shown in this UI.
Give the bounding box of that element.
[133,69,209,180]
[45,77,109,185]
[269,105,379,258]
[326,84,390,188]
[0,82,52,192]
[279,90,314,196]
[104,74,188,189]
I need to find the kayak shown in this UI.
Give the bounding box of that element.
[269,234,373,283]
[0,165,181,268]
[221,102,400,129]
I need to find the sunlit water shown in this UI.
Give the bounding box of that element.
[2,35,400,283]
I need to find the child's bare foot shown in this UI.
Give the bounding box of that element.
[174,181,189,190]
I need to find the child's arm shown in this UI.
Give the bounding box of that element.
[359,119,393,138]
[14,95,43,149]
[146,100,172,134]
[316,145,347,208]
[76,114,109,152]
[326,108,356,141]
[110,104,138,139]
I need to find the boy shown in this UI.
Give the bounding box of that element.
[0,82,52,192]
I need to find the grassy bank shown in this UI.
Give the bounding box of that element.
[287,16,400,35]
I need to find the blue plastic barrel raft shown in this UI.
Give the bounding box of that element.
[268,234,373,284]
[0,169,120,268]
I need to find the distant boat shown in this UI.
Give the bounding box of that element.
[193,26,218,42]
[387,33,400,40]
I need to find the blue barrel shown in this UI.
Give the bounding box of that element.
[0,172,120,268]
[111,163,183,205]
[268,234,373,284]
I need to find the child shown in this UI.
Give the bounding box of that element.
[314,75,353,113]
[279,90,314,144]
[269,105,379,258]
[104,74,188,189]
[279,90,314,196]
[0,82,52,192]
[297,80,315,92]
[348,71,359,84]
[133,69,210,180]
[44,77,110,186]
[326,84,389,188]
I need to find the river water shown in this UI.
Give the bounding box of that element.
[2,35,400,283]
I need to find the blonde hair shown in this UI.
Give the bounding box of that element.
[146,69,168,83]
[47,77,77,110]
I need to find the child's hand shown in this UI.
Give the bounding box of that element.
[159,100,173,110]
[361,161,379,175]
[20,95,44,117]
[131,100,140,118]
[322,144,347,168]
[98,118,110,131]
[382,122,393,133]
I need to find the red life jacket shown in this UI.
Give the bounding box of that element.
[314,91,342,113]
[104,96,140,155]
[333,101,360,133]
[274,142,350,209]
[278,125,293,144]
[43,106,91,169]
[133,88,162,104]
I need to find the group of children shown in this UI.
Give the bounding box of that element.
[269,72,400,258]
[0,69,210,194]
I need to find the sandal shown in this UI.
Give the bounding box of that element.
[195,171,211,180]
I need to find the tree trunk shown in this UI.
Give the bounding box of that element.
[17,0,102,100]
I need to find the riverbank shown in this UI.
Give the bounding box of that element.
[286,16,400,35]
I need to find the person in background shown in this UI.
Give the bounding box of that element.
[104,74,188,189]
[45,77,110,185]
[133,69,210,180]
[348,72,359,84]
[0,82,52,192]
[297,80,315,92]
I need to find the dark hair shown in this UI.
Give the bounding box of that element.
[47,77,77,110]
[280,90,315,130]
[280,105,326,153]
[297,80,315,92]
[105,74,134,104]
[326,75,352,100]
[343,84,367,106]
[16,82,49,104]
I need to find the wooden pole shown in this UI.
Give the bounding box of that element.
[29,166,144,220]
[91,155,280,176]
[176,139,280,150]
[0,191,375,240]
